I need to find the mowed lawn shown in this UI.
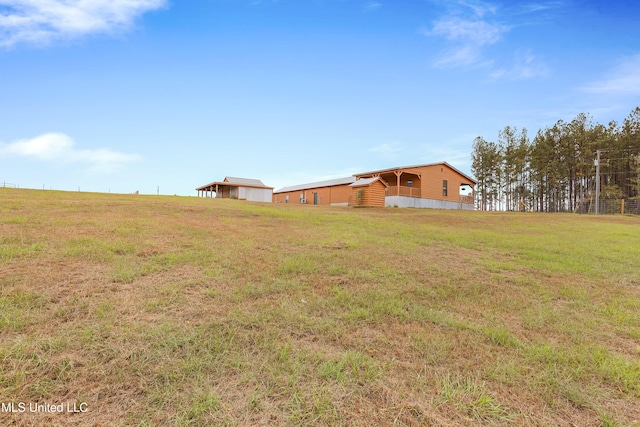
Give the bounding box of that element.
[1,188,639,427]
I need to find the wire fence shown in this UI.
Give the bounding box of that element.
[1,181,17,188]
[575,199,640,215]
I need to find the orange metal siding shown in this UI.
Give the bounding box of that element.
[273,183,352,205]
[358,172,421,189]
[368,181,386,207]
[352,188,366,207]
[352,181,386,207]
[329,184,353,204]
[419,165,474,202]
[356,164,474,203]
[273,163,475,206]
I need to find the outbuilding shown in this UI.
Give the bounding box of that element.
[196,177,273,203]
[350,177,387,207]
[273,162,476,209]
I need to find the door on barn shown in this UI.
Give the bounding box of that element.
[313,192,318,205]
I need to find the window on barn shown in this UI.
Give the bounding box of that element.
[443,180,448,197]
[407,179,413,188]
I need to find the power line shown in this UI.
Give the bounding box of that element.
[596,148,640,153]
[598,156,640,161]
[597,172,638,176]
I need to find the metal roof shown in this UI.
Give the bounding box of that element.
[274,176,356,193]
[356,162,477,184]
[196,177,273,191]
[349,177,387,188]
[223,177,267,187]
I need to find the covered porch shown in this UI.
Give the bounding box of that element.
[195,182,239,199]
[196,182,218,198]
[357,170,423,198]
[386,185,422,198]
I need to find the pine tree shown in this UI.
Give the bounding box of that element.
[473,106,640,212]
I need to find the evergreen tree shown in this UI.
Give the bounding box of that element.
[472,106,640,212]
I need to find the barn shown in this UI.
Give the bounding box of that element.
[355,162,476,209]
[274,162,476,209]
[199,162,476,209]
[272,177,356,206]
[196,177,273,203]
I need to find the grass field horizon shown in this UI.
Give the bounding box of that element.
[1,188,639,426]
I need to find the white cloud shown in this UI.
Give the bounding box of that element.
[434,45,489,68]
[490,50,549,80]
[426,2,552,79]
[0,133,141,172]
[427,18,507,68]
[430,17,507,46]
[369,141,403,154]
[418,142,473,173]
[456,0,497,18]
[425,1,510,69]
[580,54,640,95]
[0,0,166,48]
[514,2,566,14]
[364,2,382,11]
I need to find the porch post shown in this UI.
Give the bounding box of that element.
[394,171,402,196]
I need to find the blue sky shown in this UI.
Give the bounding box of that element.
[1,0,639,195]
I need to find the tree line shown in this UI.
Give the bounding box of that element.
[471,107,640,212]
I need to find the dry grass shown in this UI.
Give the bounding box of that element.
[1,188,640,426]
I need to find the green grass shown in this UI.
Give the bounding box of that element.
[435,372,513,422]
[1,187,639,426]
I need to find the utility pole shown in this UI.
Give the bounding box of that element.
[595,150,601,215]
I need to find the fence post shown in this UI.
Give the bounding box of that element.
[622,199,625,215]
[595,150,601,215]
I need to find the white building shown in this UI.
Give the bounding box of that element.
[196,177,273,203]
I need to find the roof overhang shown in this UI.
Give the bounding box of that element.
[196,181,274,191]
[274,176,356,194]
[350,176,389,188]
[356,162,477,185]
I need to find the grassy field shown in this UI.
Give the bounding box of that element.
[1,188,639,426]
